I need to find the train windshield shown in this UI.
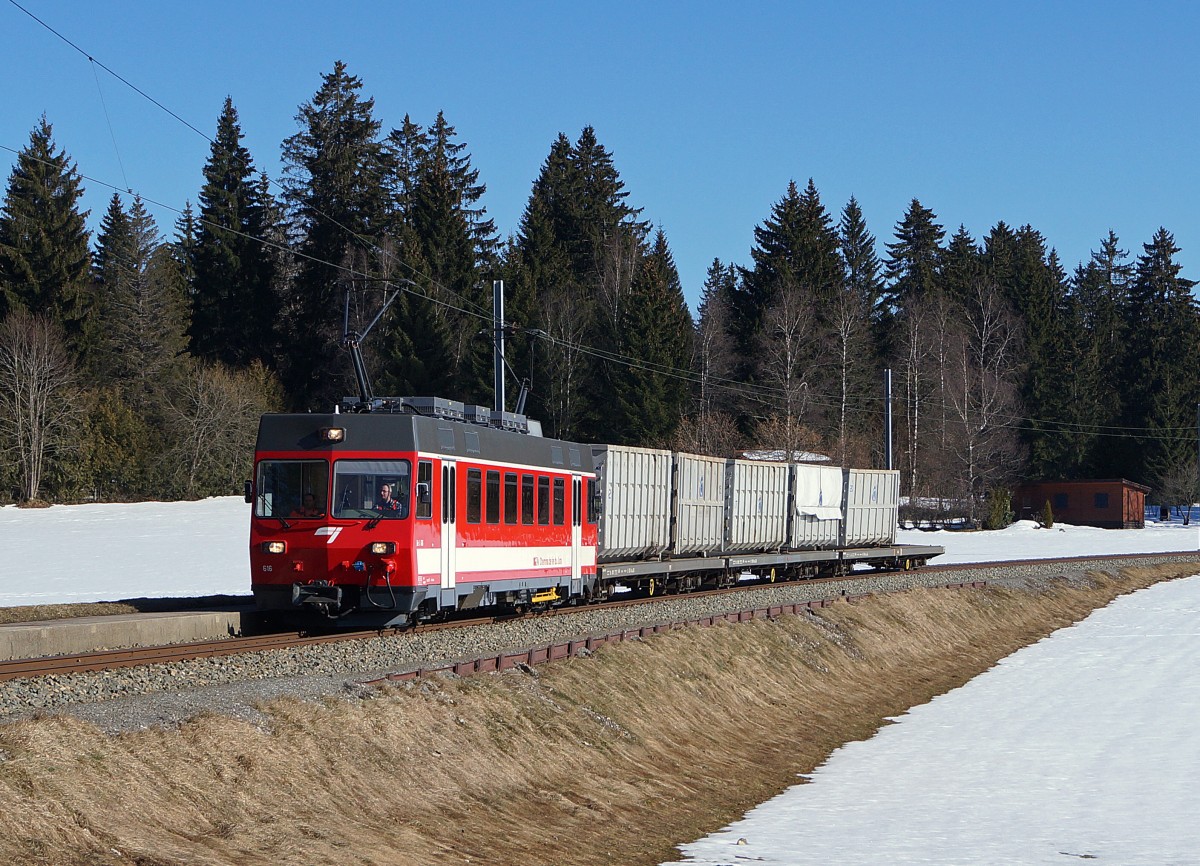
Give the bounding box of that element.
[333,459,411,519]
[255,460,328,519]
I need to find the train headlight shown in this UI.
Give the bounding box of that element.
[319,427,346,443]
[370,541,397,555]
[261,541,287,554]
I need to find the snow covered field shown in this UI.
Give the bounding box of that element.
[1,498,1197,862]
[0,496,1194,606]
[664,522,1200,865]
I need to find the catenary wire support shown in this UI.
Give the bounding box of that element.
[493,280,505,413]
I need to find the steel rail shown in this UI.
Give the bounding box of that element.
[1,550,1195,683]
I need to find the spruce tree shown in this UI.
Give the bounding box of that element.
[1070,232,1133,474]
[190,98,278,368]
[1123,228,1199,483]
[408,111,499,404]
[93,197,190,405]
[839,196,884,321]
[940,226,982,308]
[280,61,393,408]
[735,179,843,360]
[0,117,92,353]
[883,198,944,312]
[694,259,739,417]
[602,229,693,445]
[506,128,646,439]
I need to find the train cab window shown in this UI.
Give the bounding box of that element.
[587,478,598,524]
[416,460,433,519]
[486,470,501,524]
[537,476,550,525]
[553,478,565,525]
[521,474,535,525]
[332,459,411,519]
[254,459,328,520]
[466,469,482,524]
[505,473,518,524]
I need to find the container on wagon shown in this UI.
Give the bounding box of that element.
[724,458,789,552]
[790,463,844,549]
[842,468,900,547]
[671,452,727,556]
[591,445,673,562]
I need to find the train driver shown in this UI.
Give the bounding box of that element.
[291,492,324,518]
[376,482,403,516]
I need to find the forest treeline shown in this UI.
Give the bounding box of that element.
[1,61,1197,513]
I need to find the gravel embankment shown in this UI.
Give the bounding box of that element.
[2,555,1195,734]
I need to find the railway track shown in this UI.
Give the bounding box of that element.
[2,551,1196,684]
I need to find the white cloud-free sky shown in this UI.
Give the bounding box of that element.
[3,2,1197,310]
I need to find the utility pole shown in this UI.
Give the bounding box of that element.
[884,368,894,471]
[493,280,505,413]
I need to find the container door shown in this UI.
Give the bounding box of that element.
[571,476,582,591]
[440,461,457,607]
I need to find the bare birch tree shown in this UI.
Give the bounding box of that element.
[537,285,590,440]
[944,280,1025,521]
[754,279,821,459]
[0,311,79,501]
[163,361,281,497]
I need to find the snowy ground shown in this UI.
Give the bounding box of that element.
[665,523,1200,865]
[1,498,1198,862]
[0,497,1195,606]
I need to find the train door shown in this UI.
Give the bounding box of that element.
[440,461,457,608]
[571,476,582,593]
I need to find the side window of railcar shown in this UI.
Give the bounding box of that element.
[521,474,535,525]
[504,473,518,524]
[466,469,482,524]
[416,461,432,519]
[587,478,598,524]
[486,470,500,524]
[538,476,550,525]
[255,459,328,519]
[332,459,411,519]
[553,478,565,525]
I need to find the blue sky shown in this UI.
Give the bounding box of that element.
[2,1,1197,311]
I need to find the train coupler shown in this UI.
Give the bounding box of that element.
[292,582,343,609]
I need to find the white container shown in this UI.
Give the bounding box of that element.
[591,445,672,562]
[671,453,727,556]
[724,459,789,552]
[790,463,844,549]
[843,468,899,547]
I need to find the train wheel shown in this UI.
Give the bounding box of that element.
[769,567,777,583]
[648,578,657,597]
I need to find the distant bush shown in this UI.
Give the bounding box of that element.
[1040,499,1054,529]
[982,488,1014,530]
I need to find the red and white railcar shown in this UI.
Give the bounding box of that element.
[249,399,597,627]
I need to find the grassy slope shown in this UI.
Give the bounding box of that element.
[0,565,1187,865]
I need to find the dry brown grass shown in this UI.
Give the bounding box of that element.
[0,565,1189,865]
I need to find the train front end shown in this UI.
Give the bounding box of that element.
[248,413,429,628]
